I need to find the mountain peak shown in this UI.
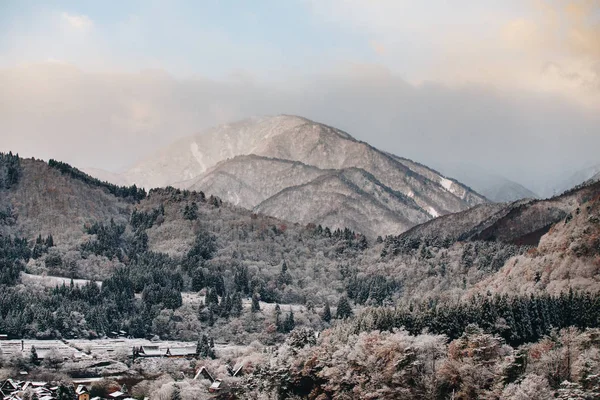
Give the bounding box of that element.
[88,116,487,236]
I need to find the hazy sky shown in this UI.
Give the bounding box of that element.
[1,0,599,193]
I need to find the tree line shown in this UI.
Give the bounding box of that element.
[48,159,146,201]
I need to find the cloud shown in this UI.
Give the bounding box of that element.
[370,41,386,55]
[61,12,93,31]
[307,0,600,107]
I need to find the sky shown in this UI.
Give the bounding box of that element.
[1,0,599,194]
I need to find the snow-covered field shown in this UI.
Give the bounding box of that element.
[181,291,307,313]
[21,272,102,288]
[0,338,248,360]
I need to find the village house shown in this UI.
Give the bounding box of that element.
[0,379,96,400]
[75,384,90,400]
[0,379,19,396]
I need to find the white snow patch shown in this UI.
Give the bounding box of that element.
[440,177,453,191]
[428,207,440,218]
[231,191,241,206]
[190,142,207,172]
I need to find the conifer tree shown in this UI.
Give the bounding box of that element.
[336,296,353,319]
[231,292,243,317]
[274,304,282,332]
[283,309,295,333]
[322,300,332,323]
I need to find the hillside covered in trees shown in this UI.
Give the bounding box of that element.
[1,153,600,399]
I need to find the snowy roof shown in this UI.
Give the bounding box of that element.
[109,391,125,398]
[166,347,196,356]
[194,366,214,382]
[75,385,89,394]
[138,346,164,356]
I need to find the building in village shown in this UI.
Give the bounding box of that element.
[75,384,91,400]
[1,381,103,400]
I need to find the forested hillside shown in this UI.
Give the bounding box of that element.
[1,153,600,398]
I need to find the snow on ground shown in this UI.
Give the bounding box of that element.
[21,273,102,288]
[182,292,307,313]
[0,338,248,360]
[428,207,440,218]
[440,177,453,191]
[190,142,207,172]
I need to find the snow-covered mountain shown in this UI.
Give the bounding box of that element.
[556,164,600,195]
[89,115,488,236]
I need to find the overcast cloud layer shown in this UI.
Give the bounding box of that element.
[1,0,599,196]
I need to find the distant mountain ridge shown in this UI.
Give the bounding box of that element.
[84,115,488,237]
[395,178,600,247]
[434,163,539,203]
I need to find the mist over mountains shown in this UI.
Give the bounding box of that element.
[83,115,487,237]
[2,63,599,199]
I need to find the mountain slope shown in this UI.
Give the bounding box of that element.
[0,158,131,244]
[101,115,487,236]
[187,155,328,210]
[254,168,431,237]
[475,190,600,296]
[555,164,600,195]
[188,155,434,236]
[394,179,600,247]
[479,179,538,203]
[4,154,600,311]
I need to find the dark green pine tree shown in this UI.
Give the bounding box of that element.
[274,304,282,332]
[278,260,291,286]
[196,334,215,359]
[45,235,54,247]
[206,288,219,307]
[56,384,75,400]
[283,309,295,333]
[220,293,232,318]
[336,296,353,319]
[322,300,332,323]
[231,292,243,317]
[207,306,215,327]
